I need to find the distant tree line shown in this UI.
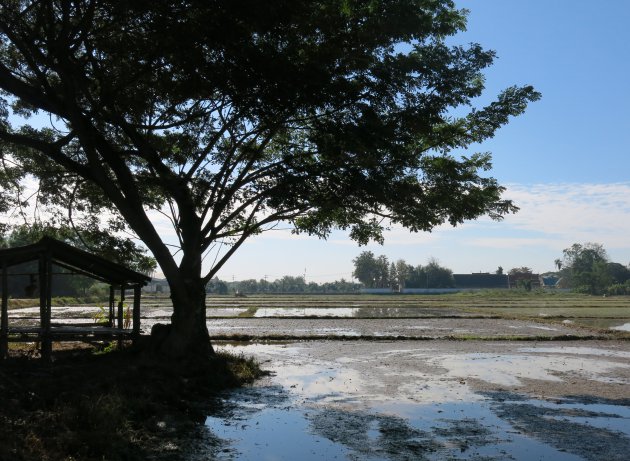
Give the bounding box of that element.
[207,276,361,295]
[352,251,454,290]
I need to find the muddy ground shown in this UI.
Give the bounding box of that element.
[5,303,630,459]
[202,340,630,460]
[204,317,599,339]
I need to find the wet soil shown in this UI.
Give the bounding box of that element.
[5,299,630,459]
[203,340,630,460]
[204,317,599,340]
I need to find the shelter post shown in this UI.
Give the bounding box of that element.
[40,251,53,361]
[132,285,141,341]
[1,261,8,358]
[117,285,126,348]
[108,285,115,327]
[117,285,125,329]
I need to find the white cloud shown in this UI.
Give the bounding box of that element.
[500,182,630,248]
[209,182,630,259]
[464,237,557,249]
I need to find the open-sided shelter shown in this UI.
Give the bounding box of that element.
[0,237,151,359]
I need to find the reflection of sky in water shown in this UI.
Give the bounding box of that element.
[518,346,630,358]
[533,400,630,437]
[206,396,630,461]
[254,307,358,317]
[374,400,586,461]
[612,323,630,332]
[270,363,363,402]
[509,325,558,331]
[432,352,630,387]
[206,407,353,461]
[395,378,482,403]
[207,342,621,461]
[205,343,630,460]
[292,328,361,336]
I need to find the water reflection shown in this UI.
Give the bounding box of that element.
[432,352,630,387]
[252,307,475,318]
[205,389,603,460]
[570,318,630,331]
[203,343,630,460]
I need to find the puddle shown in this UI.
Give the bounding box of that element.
[570,318,630,331]
[251,307,476,318]
[517,346,630,359]
[202,342,630,460]
[432,352,630,387]
[206,402,354,460]
[254,307,358,317]
[206,308,248,317]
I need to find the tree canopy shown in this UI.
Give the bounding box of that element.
[0,1,540,356]
[560,243,611,294]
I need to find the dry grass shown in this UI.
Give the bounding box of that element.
[0,341,265,461]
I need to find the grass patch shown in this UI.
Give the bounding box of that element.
[7,296,108,309]
[0,342,265,461]
[218,349,264,382]
[237,306,258,318]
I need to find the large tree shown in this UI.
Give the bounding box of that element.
[352,251,390,289]
[560,243,611,294]
[0,1,539,357]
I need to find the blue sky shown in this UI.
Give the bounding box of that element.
[213,1,630,282]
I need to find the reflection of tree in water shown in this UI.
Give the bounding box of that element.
[308,408,495,460]
[309,409,437,460]
[487,391,630,461]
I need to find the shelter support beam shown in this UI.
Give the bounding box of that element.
[40,252,53,361]
[133,285,141,340]
[117,286,125,329]
[109,285,115,327]
[118,285,126,348]
[1,261,8,358]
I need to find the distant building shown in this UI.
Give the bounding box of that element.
[507,273,541,289]
[540,275,560,288]
[143,278,170,293]
[452,273,509,290]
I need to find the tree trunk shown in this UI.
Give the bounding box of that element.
[154,276,214,359]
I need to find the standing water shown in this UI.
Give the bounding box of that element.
[200,342,630,460]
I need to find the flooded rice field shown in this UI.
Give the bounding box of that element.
[202,317,595,339]
[6,294,630,459]
[7,305,604,339]
[201,341,630,460]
